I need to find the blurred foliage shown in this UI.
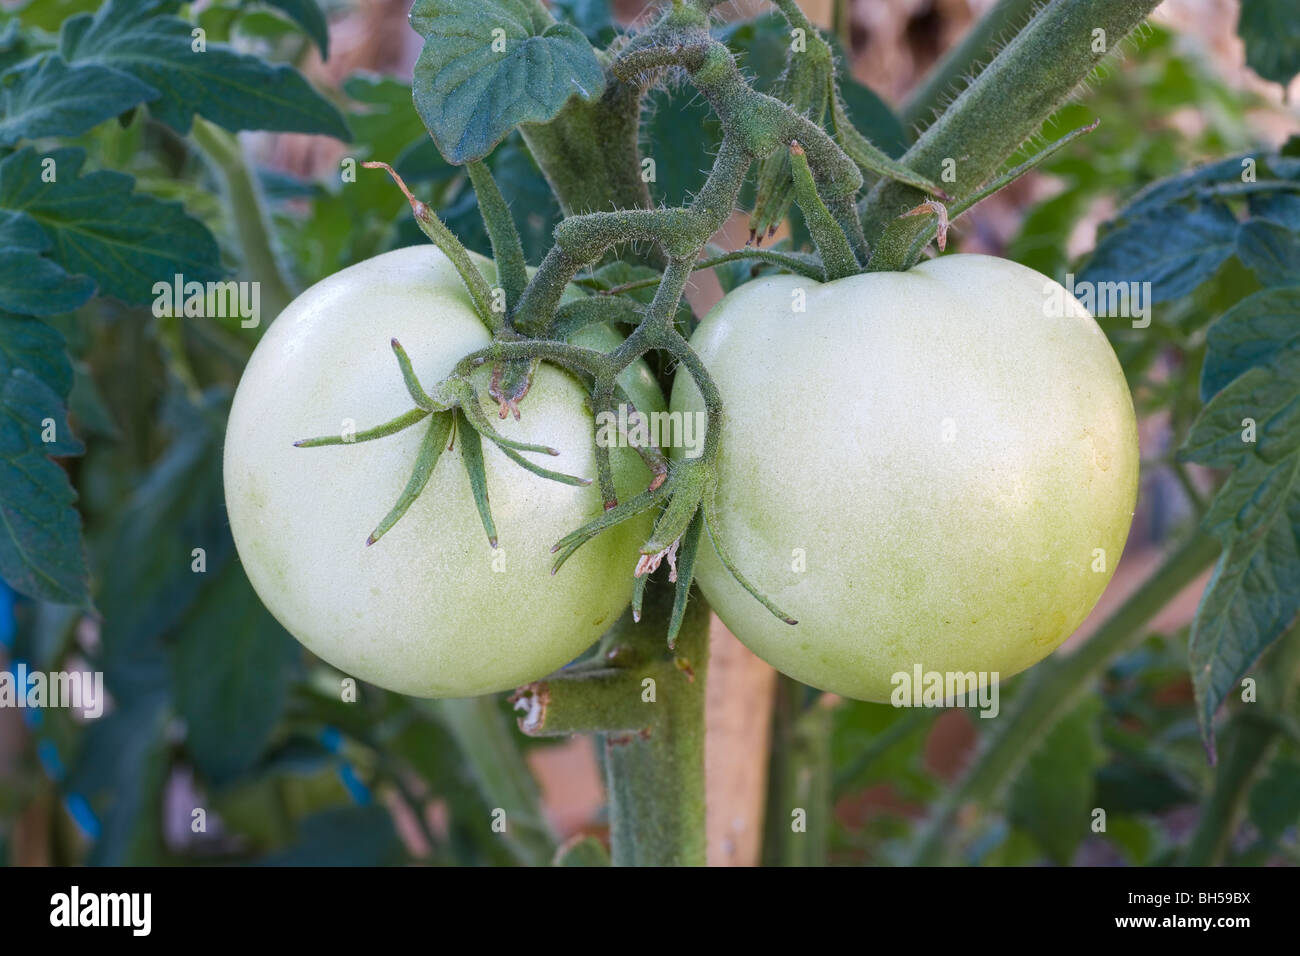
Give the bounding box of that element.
[0,0,1297,869]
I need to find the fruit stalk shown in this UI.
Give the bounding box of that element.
[859,0,1162,243]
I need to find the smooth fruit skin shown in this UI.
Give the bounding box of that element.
[224,245,662,698]
[671,254,1139,702]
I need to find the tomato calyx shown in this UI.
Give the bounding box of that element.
[488,356,537,421]
[294,337,591,549]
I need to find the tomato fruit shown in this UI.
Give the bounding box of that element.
[670,254,1139,701]
[224,245,663,698]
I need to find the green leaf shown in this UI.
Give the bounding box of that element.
[0,314,88,605]
[1007,697,1104,864]
[60,0,349,138]
[66,696,170,865]
[0,147,223,307]
[1186,491,1300,749]
[1238,0,1300,87]
[1078,201,1239,304]
[0,19,31,75]
[1236,218,1300,287]
[410,0,605,164]
[254,0,329,59]
[0,55,157,147]
[1183,305,1300,749]
[258,806,406,865]
[1247,757,1300,839]
[1123,155,1254,218]
[643,87,718,208]
[0,250,95,316]
[96,390,231,699]
[173,560,298,785]
[1200,286,1300,401]
[0,208,49,251]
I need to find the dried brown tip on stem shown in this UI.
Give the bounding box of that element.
[788,140,805,157]
[362,161,421,210]
[904,200,950,251]
[509,683,548,735]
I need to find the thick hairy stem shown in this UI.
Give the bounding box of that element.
[433,696,556,867]
[515,595,710,866]
[466,160,528,311]
[191,118,295,322]
[908,533,1220,865]
[1182,623,1300,865]
[899,0,1044,131]
[605,594,710,866]
[860,0,1161,242]
[521,68,653,218]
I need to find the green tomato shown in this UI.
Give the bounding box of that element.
[670,254,1139,702]
[224,245,662,698]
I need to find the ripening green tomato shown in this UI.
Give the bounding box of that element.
[670,254,1139,702]
[224,245,663,698]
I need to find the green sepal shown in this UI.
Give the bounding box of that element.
[456,409,498,548]
[367,411,453,546]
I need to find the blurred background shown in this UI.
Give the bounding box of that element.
[2,0,1298,866]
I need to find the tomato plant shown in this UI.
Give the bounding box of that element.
[1,0,1298,877]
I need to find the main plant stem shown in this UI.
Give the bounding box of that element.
[514,594,711,865]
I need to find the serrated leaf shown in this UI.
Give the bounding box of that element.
[1236,218,1300,287]
[0,146,223,306]
[0,315,88,606]
[0,208,49,251]
[1078,201,1239,304]
[1238,0,1300,87]
[173,559,298,785]
[1122,155,1254,218]
[410,0,605,164]
[1184,356,1300,472]
[1183,311,1300,750]
[1188,491,1300,750]
[1200,285,1300,405]
[0,249,95,316]
[60,0,349,138]
[1007,697,1104,864]
[0,55,157,147]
